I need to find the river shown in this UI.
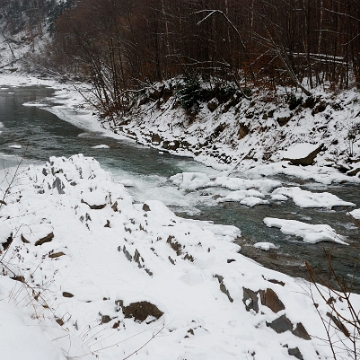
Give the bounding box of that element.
[0,85,359,290]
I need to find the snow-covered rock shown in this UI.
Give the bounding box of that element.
[280,143,324,166]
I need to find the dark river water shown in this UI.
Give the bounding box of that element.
[0,85,359,290]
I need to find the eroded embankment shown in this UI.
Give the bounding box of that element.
[112,80,360,176]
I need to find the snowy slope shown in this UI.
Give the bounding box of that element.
[113,80,360,179]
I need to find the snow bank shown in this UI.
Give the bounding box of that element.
[0,154,357,359]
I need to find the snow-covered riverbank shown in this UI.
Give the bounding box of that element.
[0,154,358,360]
[112,79,360,180]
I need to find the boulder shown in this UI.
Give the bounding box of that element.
[266,314,293,333]
[151,133,162,144]
[288,347,304,360]
[117,300,163,322]
[277,116,291,126]
[266,315,310,340]
[281,143,324,166]
[238,123,249,139]
[259,288,285,313]
[207,98,219,112]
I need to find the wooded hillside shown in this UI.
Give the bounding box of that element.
[28,0,360,114]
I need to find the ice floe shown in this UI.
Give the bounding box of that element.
[254,242,279,251]
[264,217,348,244]
[8,144,22,149]
[92,144,110,149]
[271,186,355,208]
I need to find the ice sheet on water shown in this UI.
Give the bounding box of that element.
[22,102,50,107]
[92,144,110,149]
[272,186,355,208]
[254,242,279,251]
[264,217,348,244]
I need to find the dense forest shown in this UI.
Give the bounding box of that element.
[2,0,360,116]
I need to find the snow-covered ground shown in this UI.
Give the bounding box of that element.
[0,73,360,359]
[0,154,358,360]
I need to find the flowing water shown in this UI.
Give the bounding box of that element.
[0,85,359,290]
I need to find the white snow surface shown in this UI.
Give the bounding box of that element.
[264,217,348,244]
[0,154,357,360]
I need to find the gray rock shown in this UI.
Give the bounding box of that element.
[266,314,293,333]
[267,315,311,340]
[243,287,259,313]
[214,275,233,303]
[288,347,304,360]
[52,177,65,194]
